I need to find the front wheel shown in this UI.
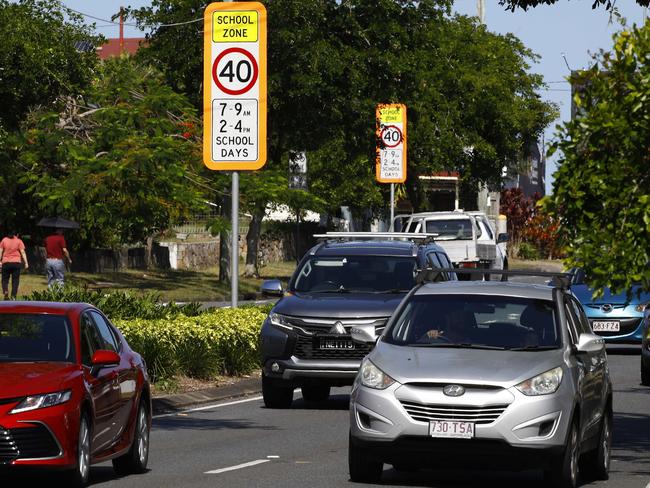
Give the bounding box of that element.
[262,374,293,409]
[112,402,150,475]
[65,413,91,487]
[349,433,382,483]
[581,411,611,480]
[544,419,579,488]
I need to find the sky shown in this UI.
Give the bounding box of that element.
[58,0,648,193]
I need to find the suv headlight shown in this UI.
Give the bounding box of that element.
[515,367,563,396]
[10,390,72,414]
[269,312,293,331]
[359,359,396,390]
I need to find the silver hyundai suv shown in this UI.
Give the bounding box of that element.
[349,276,612,488]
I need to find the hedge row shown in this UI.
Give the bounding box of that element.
[26,286,202,319]
[114,306,268,382]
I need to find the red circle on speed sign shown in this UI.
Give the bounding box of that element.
[381,125,402,148]
[212,47,259,96]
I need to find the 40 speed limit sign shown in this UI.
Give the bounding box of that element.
[203,2,266,170]
[376,104,407,183]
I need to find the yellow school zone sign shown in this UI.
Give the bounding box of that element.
[203,2,267,171]
[376,104,407,183]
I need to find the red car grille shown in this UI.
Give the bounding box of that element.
[0,425,60,463]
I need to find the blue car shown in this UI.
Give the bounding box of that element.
[570,268,650,344]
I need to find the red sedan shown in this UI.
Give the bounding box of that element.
[0,301,151,487]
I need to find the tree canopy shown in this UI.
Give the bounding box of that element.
[131,0,556,217]
[17,57,207,247]
[544,21,650,293]
[499,0,649,10]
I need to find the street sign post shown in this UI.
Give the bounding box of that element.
[376,104,407,230]
[203,2,267,307]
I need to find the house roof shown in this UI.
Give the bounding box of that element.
[97,38,147,59]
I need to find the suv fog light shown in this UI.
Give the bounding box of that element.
[271,362,281,373]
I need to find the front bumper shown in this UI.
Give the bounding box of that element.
[350,378,574,468]
[0,401,79,468]
[263,358,360,386]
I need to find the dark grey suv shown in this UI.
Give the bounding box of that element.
[259,233,455,408]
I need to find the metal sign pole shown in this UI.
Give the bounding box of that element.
[390,183,395,231]
[231,171,239,307]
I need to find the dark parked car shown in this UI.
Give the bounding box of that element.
[0,302,151,487]
[259,232,455,408]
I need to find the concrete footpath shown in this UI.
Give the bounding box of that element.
[151,377,262,416]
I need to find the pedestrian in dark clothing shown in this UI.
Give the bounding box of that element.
[0,231,29,299]
[44,229,72,288]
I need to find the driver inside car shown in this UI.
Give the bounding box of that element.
[416,309,476,344]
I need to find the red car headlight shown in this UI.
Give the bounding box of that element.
[10,390,72,414]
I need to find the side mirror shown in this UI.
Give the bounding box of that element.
[261,279,284,297]
[576,333,605,353]
[497,233,509,244]
[91,350,120,369]
[351,324,377,344]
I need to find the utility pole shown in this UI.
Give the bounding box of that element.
[477,0,486,24]
[119,7,124,54]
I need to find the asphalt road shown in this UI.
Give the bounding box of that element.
[7,347,644,488]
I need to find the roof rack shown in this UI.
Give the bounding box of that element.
[314,232,438,243]
[416,267,574,289]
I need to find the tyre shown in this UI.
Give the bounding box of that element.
[301,385,330,402]
[262,374,293,409]
[65,413,91,488]
[581,410,612,480]
[113,401,150,475]
[544,419,580,488]
[641,356,650,386]
[349,433,382,483]
[500,260,509,282]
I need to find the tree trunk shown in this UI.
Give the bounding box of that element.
[243,210,263,278]
[144,236,153,269]
[219,194,231,283]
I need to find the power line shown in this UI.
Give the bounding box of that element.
[58,1,203,29]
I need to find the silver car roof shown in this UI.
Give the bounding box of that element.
[414,281,554,301]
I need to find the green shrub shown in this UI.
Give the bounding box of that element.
[114,306,267,382]
[517,242,541,260]
[25,286,202,320]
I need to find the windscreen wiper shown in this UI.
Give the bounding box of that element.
[374,288,412,294]
[507,345,559,351]
[410,343,507,350]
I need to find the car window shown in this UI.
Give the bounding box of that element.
[480,217,494,240]
[293,256,417,293]
[80,312,104,366]
[563,299,580,344]
[386,295,559,349]
[0,314,75,363]
[568,297,592,335]
[89,311,120,352]
[425,219,473,240]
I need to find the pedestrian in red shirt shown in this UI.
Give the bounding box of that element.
[44,229,72,288]
[0,231,29,299]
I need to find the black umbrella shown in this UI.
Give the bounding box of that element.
[37,217,80,229]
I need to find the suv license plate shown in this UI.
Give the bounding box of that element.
[319,338,354,350]
[592,321,620,332]
[429,420,474,439]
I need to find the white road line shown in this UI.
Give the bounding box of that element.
[205,459,270,474]
[153,395,263,419]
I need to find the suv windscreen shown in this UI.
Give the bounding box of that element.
[0,314,75,362]
[385,295,559,350]
[425,219,473,240]
[293,256,417,293]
